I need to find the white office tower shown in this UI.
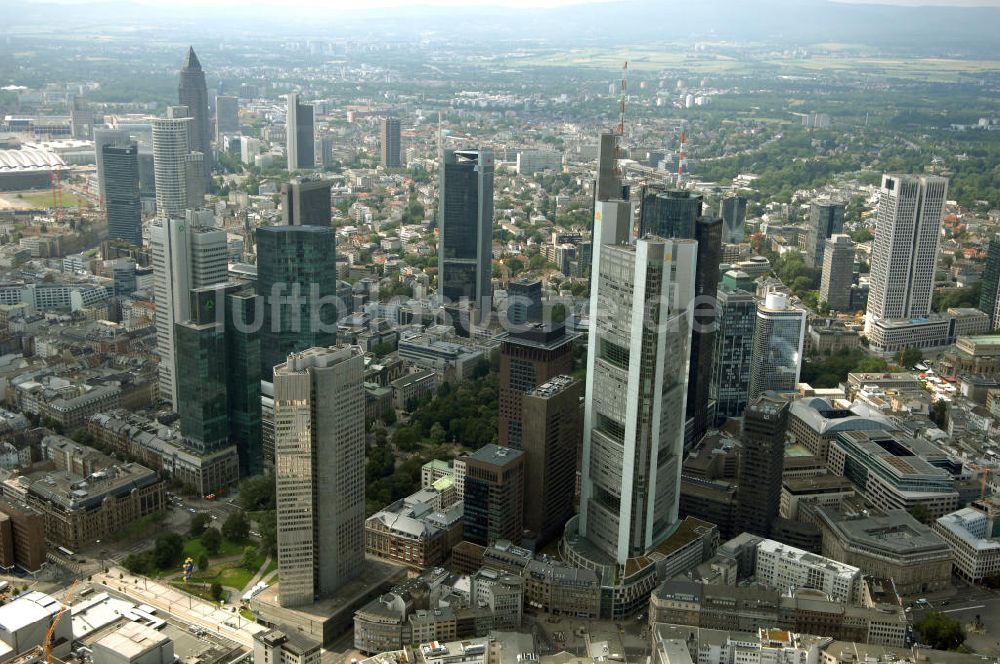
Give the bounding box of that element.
[94,128,131,206]
[150,211,227,407]
[274,345,365,607]
[747,292,806,401]
[152,117,191,218]
[865,174,948,334]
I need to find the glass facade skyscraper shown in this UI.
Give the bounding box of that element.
[804,200,845,268]
[102,142,142,247]
[711,271,758,423]
[439,149,494,314]
[748,292,806,401]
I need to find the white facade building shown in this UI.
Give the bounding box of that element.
[755,538,862,603]
[151,117,190,218]
[933,501,1000,583]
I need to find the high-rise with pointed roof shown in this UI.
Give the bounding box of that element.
[178,47,211,164]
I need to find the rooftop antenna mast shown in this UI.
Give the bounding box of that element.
[617,60,628,137]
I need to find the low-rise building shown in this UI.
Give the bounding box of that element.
[933,498,1000,583]
[0,591,73,661]
[92,622,174,664]
[253,629,321,664]
[0,496,46,571]
[754,538,863,603]
[366,487,464,569]
[391,370,437,411]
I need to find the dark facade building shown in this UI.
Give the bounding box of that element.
[102,142,142,247]
[286,92,315,171]
[380,117,402,169]
[439,149,494,314]
[521,375,581,547]
[257,225,338,380]
[215,95,239,141]
[721,195,747,244]
[177,47,211,164]
[804,201,845,268]
[711,271,757,424]
[979,235,1000,331]
[498,324,575,448]
[638,187,722,446]
[281,178,332,227]
[460,444,525,546]
[505,277,542,326]
[0,497,46,572]
[737,393,789,538]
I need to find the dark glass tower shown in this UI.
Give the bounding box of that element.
[638,187,722,447]
[979,236,1000,331]
[178,47,211,163]
[257,225,338,380]
[505,276,542,326]
[280,178,331,227]
[804,201,845,268]
[711,271,757,423]
[102,142,142,247]
[380,117,402,169]
[736,393,789,538]
[439,149,494,314]
[721,195,747,244]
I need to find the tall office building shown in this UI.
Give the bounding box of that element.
[102,142,142,247]
[286,92,315,171]
[504,276,542,326]
[152,117,190,218]
[804,201,845,268]
[570,212,697,565]
[638,187,722,446]
[150,211,228,407]
[274,345,365,607]
[521,375,581,547]
[595,131,626,203]
[979,236,1000,331]
[736,393,789,538]
[459,444,525,546]
[215,95,239,142]
[721,195,747,244]
[498,324,576,448]
[94,128,130,206]
[747,292,806,401]
[177,47,211,162]
[257,226,338,380]
[711,270,757,424]
[438,149,494,314]
[184,152,207,209]
[821,234,855,312]
[280,178,331,227]
[865,175,948,333]
[380,117,402,169]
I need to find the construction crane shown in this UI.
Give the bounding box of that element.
[967,464,994,499]
[43,580,78,664]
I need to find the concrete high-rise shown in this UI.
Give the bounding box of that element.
[721,195,747,244]
[380,117,402,169]
[151,117,190,218]
[94,128,130,206]
[280,178,331,227]
[257,226,338,380]
[979,236,1000,331]
[570,205,697,565]
[438,149,494,314]
[747,292,806,401]
[215,95,239,142]
[102,142,143,247]
[595,131,626,202]
[178,47,210,163]
[821,234,855,312]
[711,270,757,424]
[865,175,947,334]
[498,324,576,448]
[274,345,365,607]
[804,201,845,268]
[286,92,315,171]
[737,393,789,538]
[459,444,525,546]
[521,375,581,547]
[150,211,228,407]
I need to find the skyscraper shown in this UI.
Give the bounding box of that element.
[865,175,947,333]
[152,117,190,218]
[821,234,855,312]
[94,128,130,206]
[504,276,542,326]
[979,236,1000,331]
[178,47,211,163]
[498,324,576,448]
[286,92,315,171]
[280,178,331,227]
[711,270,757,424]
[639,187,699,239]
[747,292,806,401]
[380,117,402,169]
[570,223,696,564]
[256,226,338,380]
[150,211,228,407]
[274,345,365,607]
[459,444,525,546]
[102,142,142,247]
[215,95,239,142]
[804,201,845,268]
[438,149,494,314]
[736,393,789,538]
[721,194,747,244]
[521,375,581,547]
[594,131,626,203]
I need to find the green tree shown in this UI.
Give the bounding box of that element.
[914,612,966,650]
[909,503,931,524]
[198,553,210,571]
[210,582,224,602]
[189,513,211,538]
[931,400,949,430]
[152,533,184,570]
[222,511,250,542]
[200,527,222,555]
[894,347,924,368]
[241,546,259,571]
[239,476,276,512]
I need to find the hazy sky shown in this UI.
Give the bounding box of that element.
[22,0,1000,6]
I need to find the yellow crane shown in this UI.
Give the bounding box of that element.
[968,464,994,499]
[43,580,78,664]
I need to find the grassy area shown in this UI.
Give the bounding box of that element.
[170,581,222,603]
[188,550,264,592]
[261,556,277,578]
[182,536,246,561]
[7,190,91,209]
